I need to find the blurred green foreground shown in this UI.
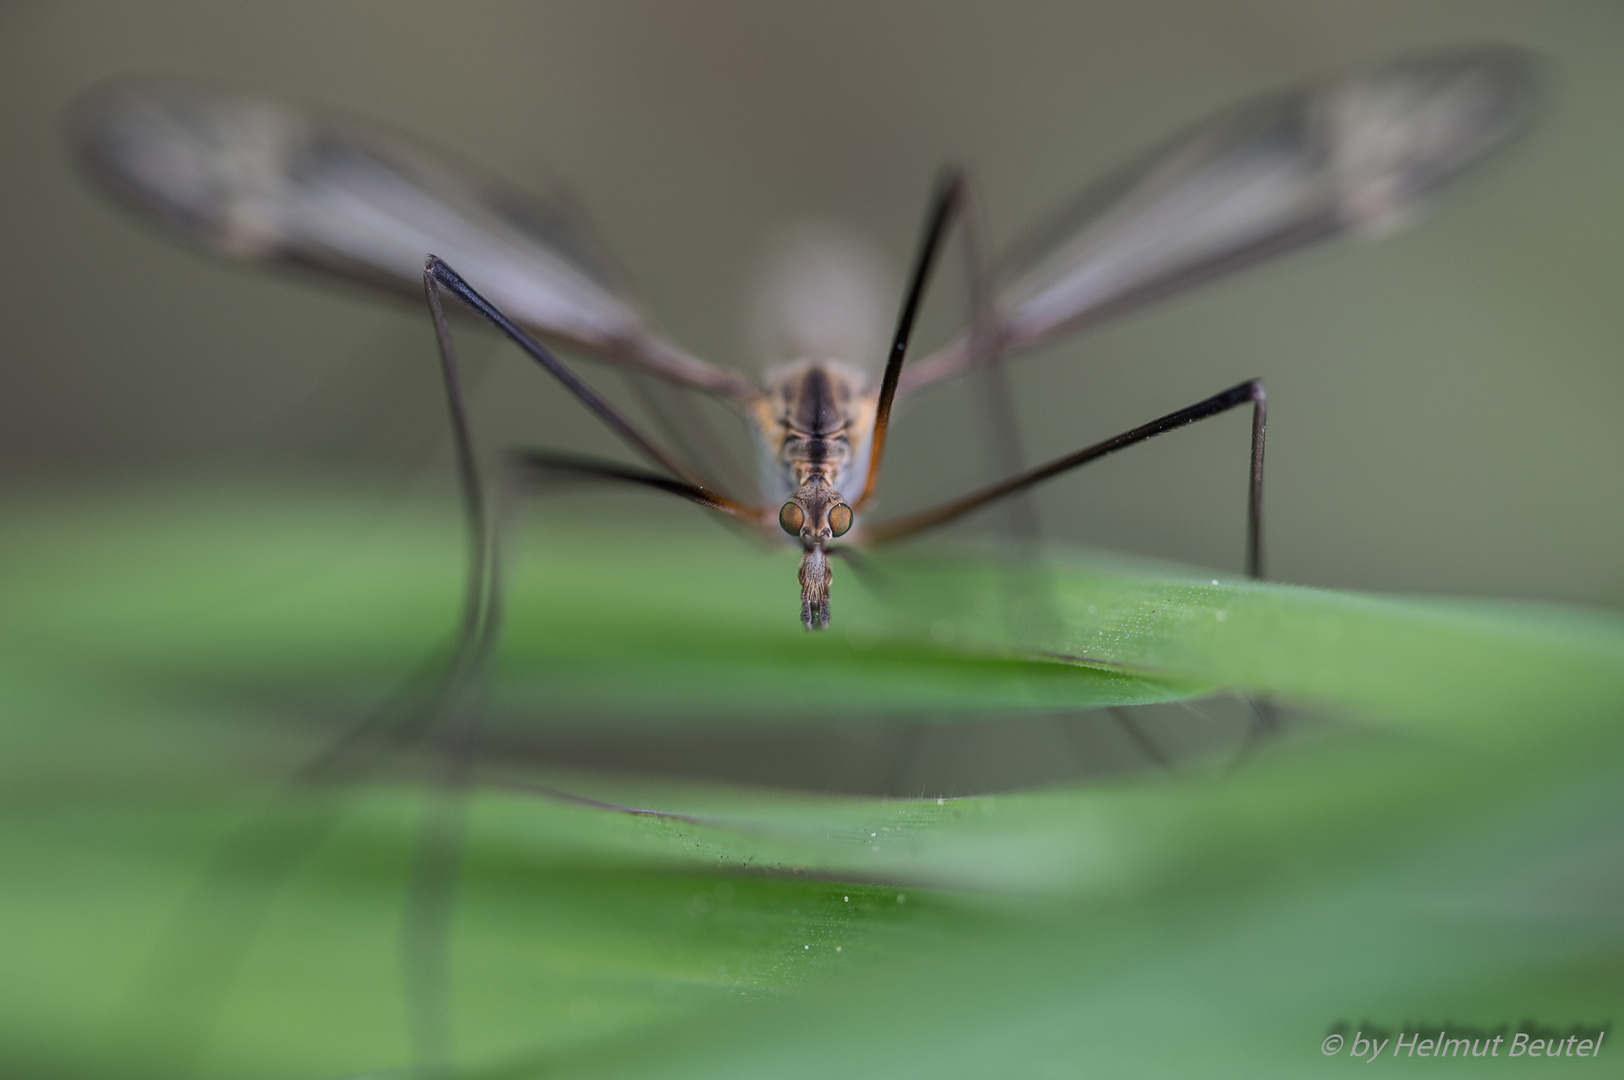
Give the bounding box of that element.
[1,482,1620,1078]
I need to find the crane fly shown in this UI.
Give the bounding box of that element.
[69,47,1539,1075]
[74,47,1534,634]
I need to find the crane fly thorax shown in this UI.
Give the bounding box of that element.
[750,358,877,505]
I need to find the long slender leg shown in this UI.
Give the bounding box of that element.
[547,182,757,497]
[1225,692,1283,775]
[617,369,757,498]
[425,256,733,496]
[1108,707,1174,773]
[854,169,964,512]
[424,265,496,653]
[400,444,670,1073]
[406,267,778,1070]
[123,287,502,1076]
[401,273,510,1074]
[957,172,1040,542]
[507,450,766,522]
[407,273,759,1069]
[403,698,480,1075]
[854,167,1035,533]
[951,171,1081,668]
[130,266,756,1080]
[400,448,617,1073]
[866,379,1268,579]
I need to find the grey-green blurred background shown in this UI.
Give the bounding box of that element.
[1,0,1619,605]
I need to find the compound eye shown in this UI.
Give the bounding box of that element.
[828,503,853,537]
[779,501,805,535]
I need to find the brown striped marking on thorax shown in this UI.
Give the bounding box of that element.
[749,358,878,503]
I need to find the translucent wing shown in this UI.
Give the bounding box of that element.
[746,221,896,375]
[72,78,754,398]
[898,46,1538,394]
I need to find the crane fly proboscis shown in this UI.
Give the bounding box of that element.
[73,46,1535,636]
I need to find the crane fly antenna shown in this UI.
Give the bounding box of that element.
[855,169,964,512]
[867,379,1268,579]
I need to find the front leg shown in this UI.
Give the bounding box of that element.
[865,379,1268,578]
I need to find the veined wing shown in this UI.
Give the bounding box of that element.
[72,78,754,399]
[898,46,1538,395]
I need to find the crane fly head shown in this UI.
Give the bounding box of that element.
[779,475,852,631]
